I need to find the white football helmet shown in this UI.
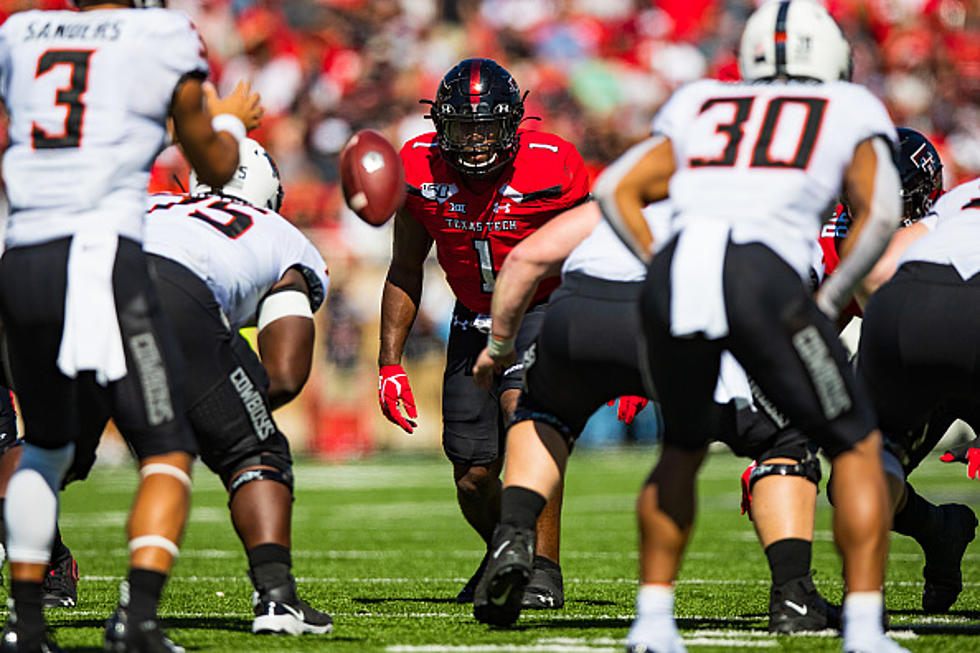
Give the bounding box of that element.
[189,137,284,212]
[738,0,852,83]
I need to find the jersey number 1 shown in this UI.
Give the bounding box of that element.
[473,239,496,293]
[31,49,94,150]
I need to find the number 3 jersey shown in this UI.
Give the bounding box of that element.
[0,9,207,247]
[400,129,590,314]
[654,79,897,279]
[144,193,329,330]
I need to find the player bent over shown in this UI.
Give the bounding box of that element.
[597,2,905,651]
[856,174,980,613]
[379,58,590,608]
[0,0,261,650]
[61,139,332,635]
[805,128,975,614]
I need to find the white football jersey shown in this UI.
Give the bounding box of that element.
[0,8,207,247]
[144,193,329,330]
[562,202,672,282]
[654,79,897,277]
[898,177,980,279]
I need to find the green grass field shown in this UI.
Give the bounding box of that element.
[34,447,980,651]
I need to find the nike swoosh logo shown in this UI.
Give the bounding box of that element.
[493,540,511,559]
[281,603,303,619]
[784,599,808,616]
[490,584,512,606]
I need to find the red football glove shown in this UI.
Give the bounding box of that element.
[740,461,756,520]
[379,364,417,434]
[940,436,980,480]
[607,396,649,425]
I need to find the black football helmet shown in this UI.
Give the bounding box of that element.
[425,58,525,177]
[896,127,943,226]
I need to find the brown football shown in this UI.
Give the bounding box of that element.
[339,129,406,226]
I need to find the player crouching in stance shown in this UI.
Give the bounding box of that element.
[56,139,333,637]
[379,58,590,608]
[141,138,333,635]
[597,2,907,651]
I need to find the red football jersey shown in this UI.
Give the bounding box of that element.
[818,205,863,318]
[401,129,591,313]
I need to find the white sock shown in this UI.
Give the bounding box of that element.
[842,591,884,651]
[628,584,680,646]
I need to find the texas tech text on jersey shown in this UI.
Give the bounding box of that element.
[400,129,590,313]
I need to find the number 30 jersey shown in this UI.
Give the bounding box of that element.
[655,79,897,277]
[144,193,329,330]
[401,129,590,314]
[0,9,207,247]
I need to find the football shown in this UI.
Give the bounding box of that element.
[339,129,406,226]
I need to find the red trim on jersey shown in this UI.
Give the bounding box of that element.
[469,60,482,98]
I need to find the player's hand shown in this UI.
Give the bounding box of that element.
[205,80,264,132]
[379,364,417,434]
[940,436,980,480]
[606,396,648,425]
[472,347,515,391]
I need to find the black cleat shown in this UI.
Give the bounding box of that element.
[921,503,977,613]
[521,556,564,610]
[473,524,534,627]
[104,606,183,653]
[250,576,333,635]
[455,551,490,604]
[0,626,64,653]
[41,556,78,609]
[768,573,841,633]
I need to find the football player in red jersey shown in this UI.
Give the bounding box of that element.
[378,58,590,608]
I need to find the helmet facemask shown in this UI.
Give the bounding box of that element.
[426,58,526,178]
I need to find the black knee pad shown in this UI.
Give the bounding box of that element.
[227,452,294,502]
[747,448,822,494]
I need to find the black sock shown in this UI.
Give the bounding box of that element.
[892,484,940,543]
[500,486,546,531]
[765,538,812,586]
[247,543,292,592]
[124,568,167,623]
[533,555,560,571]
[10,580,44,635]
[49,524,71,565]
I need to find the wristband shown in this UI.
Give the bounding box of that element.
[487,334,515,358]
[211,113,246,143]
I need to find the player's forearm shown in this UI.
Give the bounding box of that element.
[258,316,315,410]
[490,254,554,342]
[379,272,422,366]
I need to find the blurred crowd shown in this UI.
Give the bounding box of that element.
[1,0,979,452]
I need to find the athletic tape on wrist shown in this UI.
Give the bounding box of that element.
[487,334,515,358]
[211,113,246,143]
[140,463,192,489]
[129,535,180,557]
[257,290,313,332]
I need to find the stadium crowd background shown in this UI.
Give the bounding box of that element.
[1,0,978,458]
